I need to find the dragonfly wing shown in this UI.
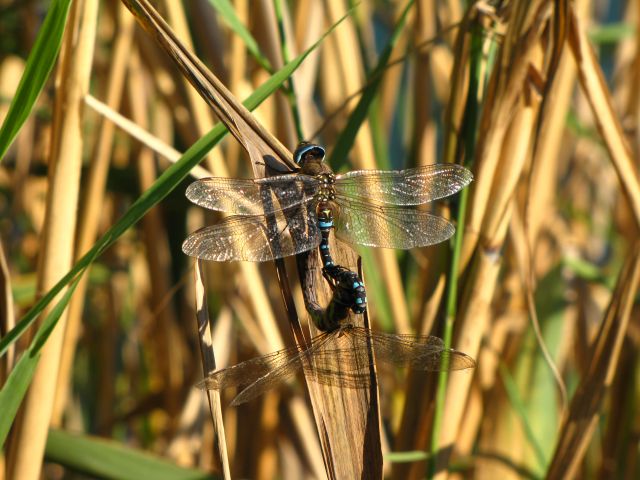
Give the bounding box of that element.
[182,206,321,262]
[347,327,476,371]
[333,199,455,249]
[299,339,375,389]
[230,331,338,405]
[197,344,306,391]
[335,164,473,205]
[186,174,318,214]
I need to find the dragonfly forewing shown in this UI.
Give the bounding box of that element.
[182,205,321,262]
[186,174,318,215]
[333,198,456,249]
[335,164,473,206]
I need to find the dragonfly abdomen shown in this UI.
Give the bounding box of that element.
[325,266,367,315]
[312,266,367,331]
[317,202,336,269]
[315,201,368,319]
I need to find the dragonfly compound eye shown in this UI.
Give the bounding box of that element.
[293,143,326,164]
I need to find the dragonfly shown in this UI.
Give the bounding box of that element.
[199,323,476,406]
[182,142,473,266]
[183,142,472,315]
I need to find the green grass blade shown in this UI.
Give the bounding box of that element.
[0,0,72,161]
[0,10,348,358]
[45,429,215,480]
[208,0,272,71]
[0,351,41,448]
[0,272,83,448]
[588,22,635,44]
[385,450,430,463]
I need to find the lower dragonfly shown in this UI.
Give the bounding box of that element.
[199,297,476,406]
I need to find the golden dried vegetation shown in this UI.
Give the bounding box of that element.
[0,1,638,479]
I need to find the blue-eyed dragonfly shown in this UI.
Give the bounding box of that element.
[182,142,473,277]
[199,323,476,405]
[187,145,475,404]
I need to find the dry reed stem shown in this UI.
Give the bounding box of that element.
[130,48,184,418]
[6,1,99,478]
[284,398,327,478]
[427,10,551,472]
[526,37,578,244]
[162,0,226,176]
[195,259,230,479]
[124,0,293,171]
[291,1,324,136]
[567,6,640,228]
[455,380,483,459]
[0,240,15,378]
[546,242,640,479]
[413,0,438,155]
[441,6,471,167]
[255,1,297,149]
[84,94,212,180]
[255,390,279,480]
[433,202,513,480]
[225,0,248,176]
[461,3,550,269]
[1,57,34,216]
[52,4,135,426]
[380,5,408,132]
[481,98,537,239]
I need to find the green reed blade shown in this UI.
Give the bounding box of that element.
[0,0,72,162]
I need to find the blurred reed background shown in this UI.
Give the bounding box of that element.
[0,0,639,479]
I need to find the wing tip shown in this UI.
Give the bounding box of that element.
[184,180,202,203]
[450,163,474,186]
[451,349,477,370]
[181,235,199,258]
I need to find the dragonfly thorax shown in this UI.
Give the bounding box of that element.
[314,173,336,202]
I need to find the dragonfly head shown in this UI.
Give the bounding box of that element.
[293,142,325,166]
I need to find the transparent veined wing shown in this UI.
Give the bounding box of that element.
[345,327,476,371]
[333,198,456,249]
[197,328,350,405]
[335,164,473,205]
[182,205,321,262]
[186,174,319,215]
[197,325,475,405]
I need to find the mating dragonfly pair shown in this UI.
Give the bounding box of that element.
[183,142,475,404]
